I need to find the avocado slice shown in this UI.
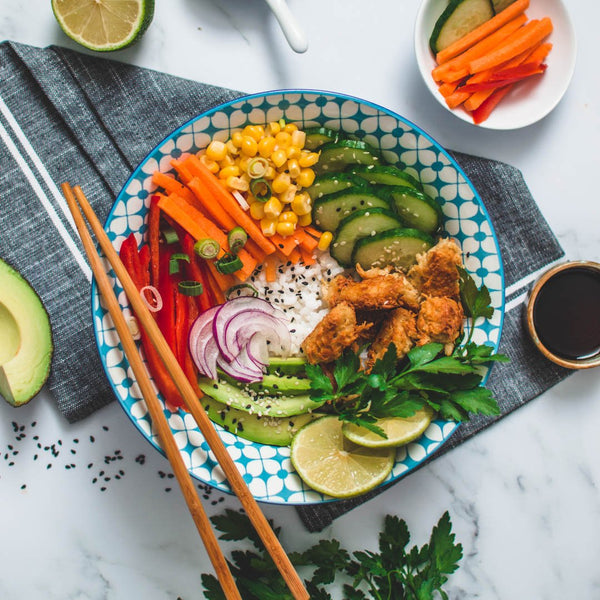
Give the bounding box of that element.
[201,395,319,446]
[220,371,311,395]
[0,258,53,406]
[266,356,307,375]
[198,378,325,418]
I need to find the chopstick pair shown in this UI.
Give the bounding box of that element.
[61,183,309,600]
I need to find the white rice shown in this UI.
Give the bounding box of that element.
[249,251,344,356]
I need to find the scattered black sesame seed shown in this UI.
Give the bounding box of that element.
[102,426,109,431]
[100,487,107,492]
[90,436,95,443]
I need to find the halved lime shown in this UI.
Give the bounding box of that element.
[51,0,155,52]
[290,416,395,498]
[342,407,435,448]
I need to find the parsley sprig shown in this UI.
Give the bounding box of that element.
[305,268,508,438]
[201,509,463,600]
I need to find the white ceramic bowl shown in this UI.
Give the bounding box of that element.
[414,0,577,129]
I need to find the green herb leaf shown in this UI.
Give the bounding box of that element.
[457,266,494,320]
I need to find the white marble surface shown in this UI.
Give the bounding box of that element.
[1,0,600,598]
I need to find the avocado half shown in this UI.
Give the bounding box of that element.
[0,258,53,406]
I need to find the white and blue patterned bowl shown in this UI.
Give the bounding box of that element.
[92,90,505,504]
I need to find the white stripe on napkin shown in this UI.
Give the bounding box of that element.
[505,258,565,298]
[0,109,92,281]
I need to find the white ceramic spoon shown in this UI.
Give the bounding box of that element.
[263,0,308,53]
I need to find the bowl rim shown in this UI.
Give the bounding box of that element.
[525,260,600,369]
[91,88,507,503]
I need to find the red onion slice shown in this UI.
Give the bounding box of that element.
[189,306,220,380]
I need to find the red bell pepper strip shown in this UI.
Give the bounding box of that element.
[472,85,514,124]
[489,61,545,81]
[148,194,162,287]
[138,244,151,288]
[460,64,546,93]
[181,234,213,313]
[157,249,177,355]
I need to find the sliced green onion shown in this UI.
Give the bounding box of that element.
[227,227,248,255]
[169,253,190,275]
[250,178,272,202]
[215,253,243,275]
[225,283,259,300]
[247,157,269,179]
[194,238,220,260]
[161,226,179,245]
[177,280,204,296]
[278,118,286,130]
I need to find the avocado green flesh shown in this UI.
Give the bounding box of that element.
[0,259,53,406]
[198,378,325,418]
[219,371,311,395]
[266,356,307,375]
[202,396,319,446]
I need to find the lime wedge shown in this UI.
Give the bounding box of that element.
[51,0,155,52]
[290,416,395,498]
[342,407,435,448]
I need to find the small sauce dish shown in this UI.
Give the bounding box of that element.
[525,261,600,369]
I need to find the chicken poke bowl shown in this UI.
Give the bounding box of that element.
[92,90,505,504]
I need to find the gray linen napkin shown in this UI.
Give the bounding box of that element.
[0,41,571,531]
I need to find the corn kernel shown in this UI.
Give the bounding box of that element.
[219,154,235,168]
[250,201,266,220]
[291,192,311,215]
[240,136,258,157]
[243,125,264,142]
[275,131,291,147]
[264,197,283,219]
[291,130,306,148]
[297,168,316,188]
[284,122,298,134]
[206,140,227,162]
[272,172,291,194]
[299,152,319,168]
[318,231,333,251]
[271,149,287,168]
[286,146,301,160]
[276,221,296,237]
[260,217,278,236]
[226,176,249,192]
[268,121,281,135]
[279,184,297,205]
[264,165,276,180]
[258,136,276,158]
[279,211,298,224]
[287,159,301,178]
[231,131,244,147]
[298,213,312,227]
[225,140,239,156]
[199,154,219,174]
[219,165,240,179]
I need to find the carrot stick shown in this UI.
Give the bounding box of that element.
[170,158,194,185]
[438,81,459,98]
[270,233,300,257]
[468,17,553,74]
[288,248,301,264]
[158,194,257,280]
[205,260,233,301]
[445,90,471,109]
[184,155,277,255]
[187,176,267,264]
[152,171,197,205]
[157,194,222,256]
[299,247,316,266]
[264,254,278,283]
[463,42,550,112]
[295,228,319,252]
[436,0,530,64]
[432,14,527,82]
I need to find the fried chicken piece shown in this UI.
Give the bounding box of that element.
[408,238,463,300]
[365,307,417,372]
[416,296,464,354]
[324,271,420,311]
[301,302,372,365]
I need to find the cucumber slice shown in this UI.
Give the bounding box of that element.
[303,127,339,151]
[201,395,319,446]
[331,208,403,267]
[429,0,494,54]
[306,173,366,201]
[312,187,390,232]
[492,0,516,12]
[349,165,423,192]
[198,378,325,418]
[314,139,382,175]
[383,186,443,235]
[351,228,434,271]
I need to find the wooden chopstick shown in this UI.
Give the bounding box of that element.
[62,183,310,600]
[61,183,243,600]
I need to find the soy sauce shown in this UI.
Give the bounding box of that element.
[533,267,600,360]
